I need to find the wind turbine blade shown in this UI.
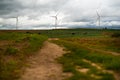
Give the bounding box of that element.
[51,16,57,20]
[51,16,55,18]
[96,10,100,17]
[56,11,60,16]
[55,8,62,16]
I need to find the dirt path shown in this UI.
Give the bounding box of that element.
[19,41,66,80]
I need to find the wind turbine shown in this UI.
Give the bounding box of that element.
[15,16,19,30]
[96,10,101,27]
[51,13,59,29]
[12,8,20,30]
[50,9,62,29]
[11,16,19,30]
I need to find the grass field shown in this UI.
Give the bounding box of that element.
[50,29,120,80]
[1,29,119,38]
[0,32,48,80]
[0,29,120,80]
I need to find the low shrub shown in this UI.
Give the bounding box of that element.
[111,32,120,37]
[5,46,18,55]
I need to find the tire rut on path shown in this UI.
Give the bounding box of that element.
[19,41,66,80]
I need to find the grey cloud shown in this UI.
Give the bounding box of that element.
[0,0,24,17]
[0,0,120,29]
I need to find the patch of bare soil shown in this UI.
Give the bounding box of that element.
[48,38,59,41]
[19,41,68,80]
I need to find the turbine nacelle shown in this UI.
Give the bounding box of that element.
[51,16,58,20]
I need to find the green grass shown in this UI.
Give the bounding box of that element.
[0,60,21,80]
[38,29,120,38]
[0,32,27,41]
[63,37,120,53]
[5,46,18,55]
[53,39,120,80]
[0,29,120,80]
[0,32,48,80]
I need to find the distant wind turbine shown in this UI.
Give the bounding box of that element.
[96,10,101,27]
[12,16,19,30]
[51,9,62,29]
[96,2,102,27]
[51,16,58,29]
[51,12,59,29]
[15,16,19,30]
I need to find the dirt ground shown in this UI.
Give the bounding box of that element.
[19,41,68,80]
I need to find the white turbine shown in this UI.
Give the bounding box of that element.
[51,13,59,29]
[16,16,19,30]
[12,16,19,30]
[96,10,101,27]
[51,9,62,29]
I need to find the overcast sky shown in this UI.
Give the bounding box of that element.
[0,0,120,29]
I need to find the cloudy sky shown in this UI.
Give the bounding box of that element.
[0,0,120,29]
